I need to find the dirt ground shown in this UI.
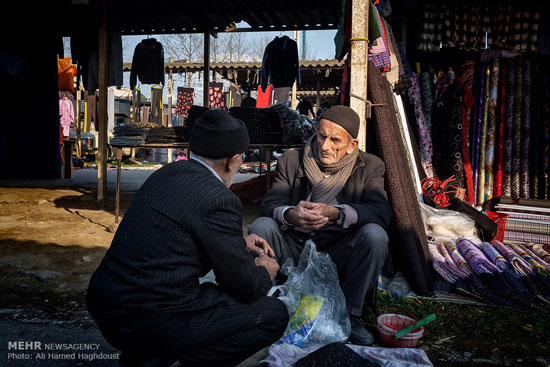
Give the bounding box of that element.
[0,185,549,367]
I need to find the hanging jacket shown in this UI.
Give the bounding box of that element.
[59,97,74,137]
[260,36,300,92]
[130,38,165,89]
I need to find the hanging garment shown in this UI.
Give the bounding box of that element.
[141,106,150,123]
[477,64,491,205]
[208,83,225,109]
[260,36,300,92]
[228,87,242,108]
[386,20,412,95]
[176,87,194,117]
[367,61,433,296]
[59,97,74,137]
[151,86,164,125]
[493,62,507,199]
[368,6,391,70]
[85,91,97,132]
[459,60,476,204]
[512,58,523,200]
[520,59,532,198]
[419,72,434,139]
[472,63,487,204]
[503,58,516,198]
[543,72,550,200]
[71,21,123,93]
[256,85,273,108]
[272,87,290,105]
[484,58,500,202]
[57,57,75,92]
[407,73,433,178]
[130,38,165,89]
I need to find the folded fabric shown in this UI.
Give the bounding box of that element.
[504,231,550,244]
[526,244,550,264]
[492,241,533,276]
[480,242,510,272]
[507,243,547,275]
[369,37,387,54]
[430,243,461,283]
[517,244,550,274]
[456,238,500,275]
[443,240,473,276]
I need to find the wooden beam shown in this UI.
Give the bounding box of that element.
[167,57,173,163]
[316,72,321,114]
[203,32,210,107]
[349,0,369,151]
[97,0,109,206]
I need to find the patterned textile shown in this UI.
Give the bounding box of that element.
[504,231,550,245]
[208,83,225,109]
[387,25,413,95]
[484,58,500,202]
[492,240,533,276]
[493,61,507,198]
[508,243,550,275]
[456,238,500,275]
[506,219,550,236]
[459,60,476,204]
[502,58,515,198]
[431,71,464,187]
[480,242,510,272]
[367,61,433,295]
[430,244,461,283]
[472,63,487,204]
[407,73,433,178]
[175,87,194,117]
[477,64,491,205]
[443,240,472,276]
[512,59,523,200]
[518,244,550,272]
[526,244,550,264]
[521,59,532,198]
[437,242,470,280]
[544,72,550,200]
[508,9,540,53]
[419,72,434,137]
[369,6,391,70]
[417,3,443,52]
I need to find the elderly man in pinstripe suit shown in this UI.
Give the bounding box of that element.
[87,109,288,367]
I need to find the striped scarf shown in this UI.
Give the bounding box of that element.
[302,135,358,204]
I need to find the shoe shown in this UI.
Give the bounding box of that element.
[348,316,374,345]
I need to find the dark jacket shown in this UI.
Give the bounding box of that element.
[261,149,392,247]
[260,36,301,92]
[130,38,165,89]
[87,160,271,321]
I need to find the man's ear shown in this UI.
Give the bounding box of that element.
[226,153,241,172]
[347,138,359,154]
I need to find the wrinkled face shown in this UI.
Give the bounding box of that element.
[316,119,358,164]
[224,153,244,187]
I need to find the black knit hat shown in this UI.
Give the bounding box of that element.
[320,105,360,139]
[190,109,250,158]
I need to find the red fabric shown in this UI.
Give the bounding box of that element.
[57,56,75,92]
[256,84,273,108]
[461,82,475,205]
[493,63,506,198]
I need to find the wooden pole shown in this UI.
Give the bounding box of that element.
[291,30,299,109]
[316,72,321,116]
[97,0,109,206]
[75,85,82,158]
[203,32,210,108]
[167,57,173,163]
[349,0,369,151]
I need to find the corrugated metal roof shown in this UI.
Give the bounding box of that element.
[123,59,344,91]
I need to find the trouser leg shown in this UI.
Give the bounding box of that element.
[327,223,389,316]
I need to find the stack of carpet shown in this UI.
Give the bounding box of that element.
[145,127,186,144]
[110,122,157,146]
[229,107,283,144]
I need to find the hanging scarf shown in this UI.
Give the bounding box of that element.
[302,135,358,204]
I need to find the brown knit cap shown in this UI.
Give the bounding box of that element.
[320,105,360,138]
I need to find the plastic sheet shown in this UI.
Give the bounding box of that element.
[420,202,479,243]
[269,240,350,347]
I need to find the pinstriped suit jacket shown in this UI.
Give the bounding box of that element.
[87,159,272,318]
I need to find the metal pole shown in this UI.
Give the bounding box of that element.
[97,0,109,206]
[349,0,369,151]
[203,32,210,108]
[115,148,122,224]
[316,73,321,115]
[167,57,173,163]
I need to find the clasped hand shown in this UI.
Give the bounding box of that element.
[284,201,340,230]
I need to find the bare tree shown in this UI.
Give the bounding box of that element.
[160,34,204,63]
[250,33,274,62]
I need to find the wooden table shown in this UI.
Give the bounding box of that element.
[111,142,304,224]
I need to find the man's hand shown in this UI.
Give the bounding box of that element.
[255,254,280,280]
[284,201,329,230]
[245,234,275,258]
[311,203,340,222]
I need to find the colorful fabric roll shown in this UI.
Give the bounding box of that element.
[484,58,500,202]
[493,61,506,198]
[408,73,434,178]
[518,244,550,273]
[456,238,500,275]
[477,64,491,205]
[420,72,434,136]
[472,63,487,205]
[508,243,550,275]
[430,243,460,283]
[460,60,476,204]
[437,242,471,279]
[521,59,532,199]
[504,231,550,244]
[502,58,515,198]
[512,58,523,200]
[526,244,550,264]
[443,240,473,276]
[480,242,510,272]
[492,240,533,276]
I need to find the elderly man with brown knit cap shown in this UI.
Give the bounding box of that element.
[249,105,392,345]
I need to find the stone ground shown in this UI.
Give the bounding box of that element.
[0,167,548,367]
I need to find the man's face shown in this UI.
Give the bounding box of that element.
[316,119,358,164]
[225,153,244,187]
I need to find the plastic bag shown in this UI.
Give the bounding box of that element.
[269,240,350,347]
[419,202,480,244]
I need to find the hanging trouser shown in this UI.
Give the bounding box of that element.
[248,217,389,317]
[87,284,288,367]
[151,86,163,126]
[86,92,97,132]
